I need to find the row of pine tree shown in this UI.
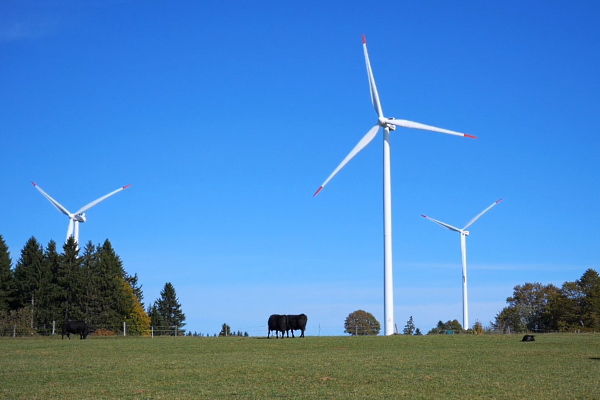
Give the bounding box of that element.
[0,235,185,336]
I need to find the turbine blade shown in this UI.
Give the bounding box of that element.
[31,182,71,216]
[76,184,132,214]
[421,214,462,233]
[362,35,383,118]
[463,198,503,230]
[314,125,380,196]
[387,119,476,138]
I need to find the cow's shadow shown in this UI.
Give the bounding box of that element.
[590,357,600,361]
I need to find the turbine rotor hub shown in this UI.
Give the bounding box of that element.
[379,116,396,131]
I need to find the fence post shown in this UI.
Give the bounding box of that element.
[13,324,16,338]
[52,320,55,335]
[123,321,126,337]
[151,326,154,338]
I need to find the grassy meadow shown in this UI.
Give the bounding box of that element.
[1,333,599,399]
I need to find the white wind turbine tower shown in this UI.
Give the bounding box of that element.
[314,35,476,336]
[421,199,502,330]
[32,182,131,246]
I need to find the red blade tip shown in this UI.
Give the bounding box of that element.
[313,186,324,197]
[496,198,503,203]
[362,34,366,44]
[123,184,132,189]
[464,134,477,139]
[31,182,37,187]
[421,215,427,218]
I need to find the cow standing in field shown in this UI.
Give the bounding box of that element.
[267,314,288,338]
[287,314,308,338]
[62,321,88,340]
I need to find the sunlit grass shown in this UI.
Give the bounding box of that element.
[1,334,599,399]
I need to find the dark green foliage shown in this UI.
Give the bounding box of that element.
[428,319,463,334]
[0,235,12,313]
[403,316,416,335]
[11,237,56,332]
[150,282,186,336]
[126,273,144,307]
[43,240,63,329]
[148,303,168,335]
[219,323,231,336]
[344,309,381,336]
[1,235,148,336]
[57,237,83,320]
[493,269,600,332]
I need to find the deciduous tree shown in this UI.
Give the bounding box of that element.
[344,310,380,336]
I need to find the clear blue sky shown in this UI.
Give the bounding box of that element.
[2,1,599,336]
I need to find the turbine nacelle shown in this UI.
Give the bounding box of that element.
[461,230,470,236]
[378,116,397,131]
[32,182,130,245]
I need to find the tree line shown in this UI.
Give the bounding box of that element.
[344,269,599,335]
[0,235,185,336]
[492,268,600,333]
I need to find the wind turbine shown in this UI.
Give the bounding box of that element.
[32,182,131,246]
[314,35,476,336]
[421,199,502,330]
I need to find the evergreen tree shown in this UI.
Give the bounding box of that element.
[577,269,600,329]
[148,303,168,335]
[80,241,97,320]
[11,237,54,330]
[155,282,186,335]
[57,237,84,321]
[403,316,416,335]
[93,240,127,330]
[125,273,144,308]
[219,323,231,336]
[43,240,64,328]
[0,235,12,313]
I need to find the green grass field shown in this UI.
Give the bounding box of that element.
[1,334,599,399]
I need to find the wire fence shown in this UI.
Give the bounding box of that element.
[2,322,596,338]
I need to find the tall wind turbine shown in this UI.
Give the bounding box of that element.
[32,182,131,246]
[314,35,476,336]
[421,199,502,330]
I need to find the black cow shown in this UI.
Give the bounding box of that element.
[521,334,535,342]
[286,314,308,338]
[62,321,88,340]
[268,314,288,338]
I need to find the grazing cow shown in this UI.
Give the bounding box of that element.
[521,334,535,342]
[267,314,288,338]
[286,314,308,338]
[62,321,88,340]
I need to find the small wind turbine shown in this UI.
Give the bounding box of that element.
[314,35,475,336]
[32,182,131,246]
[421,199,502,330]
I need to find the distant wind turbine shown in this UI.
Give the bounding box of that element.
[421,199,502,330]
[32,182,131,246]
[314,35,475,336]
